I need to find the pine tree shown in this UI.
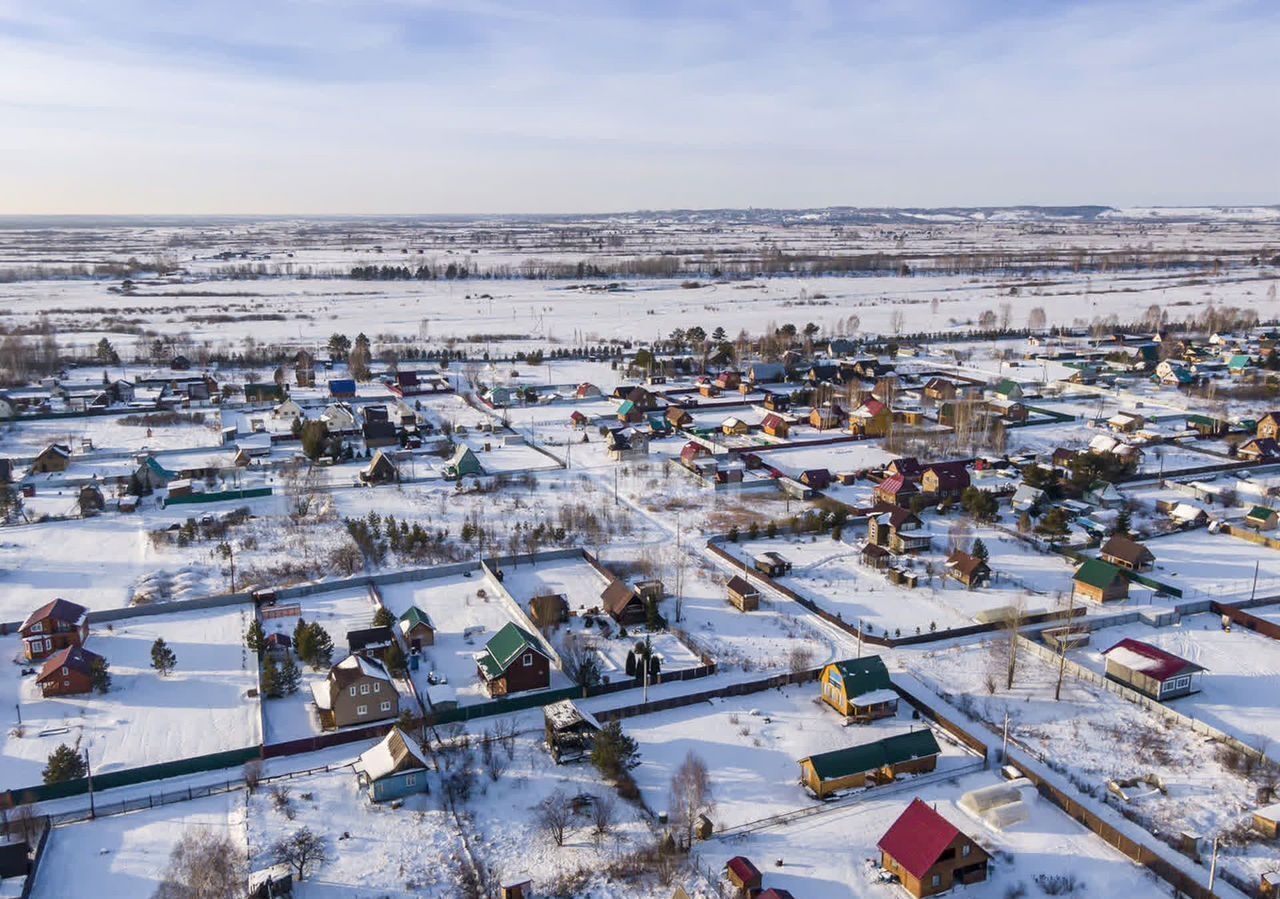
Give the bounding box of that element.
[590,721,640,781]
[645,597,664,631]
[151,638,177,676]
[382,641,406,675]
[90,657,111,694]
[1114,508,1132,537]
[294,618,314,664]
[43,744,87,784]
[971,538,989,561]
[372,607,395,628]
[279,654,301,696]
[306,623,334,670]
[261,657,282,698]
[246,620,265,655]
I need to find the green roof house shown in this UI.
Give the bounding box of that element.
[444,445,484,480]
[993,379,1023,401]
[820,656,898,722]
[1074,558,1129,602]
[475,623,551,697]
[1245,506,1279,531]
[800,729,941,798]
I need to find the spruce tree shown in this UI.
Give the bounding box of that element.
[971,538,989,561]
[279,654,301,696]
[306,623,334,670]
[90,657,111,694]
[261,657,282,698]
[246,620,265,655]
[382,641,406,676]
[151,637,177,676]
[43,744,86,784]
[1114,508,1133,537]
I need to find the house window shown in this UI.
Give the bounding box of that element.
[349,686,357,696]
[62,667,69,676]
[356,705,368,716]
[373,682,380,692]
[522,653,532,667]
[1174,676,1190,689]
[31,622,42,633]
[962,844,971,857]
[405,773,416,787]
[380,701,391,712]
[932,875,941,887]
[44,638,52,652]
[360,683,370,695]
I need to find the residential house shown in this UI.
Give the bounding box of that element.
[606,428,649,462]
[328,378,357,399]
[819,656,898,722]
[726,575,760,612]
[575,382,602,399]
[923,378,957,401]
[985,398,1028,423]
[361,450,399,485]
[867,506,930,554]
[30,443,71,474]
[1107,411,1146,433]
[666,407,693,429]
[529,593,569,629]
[273,399,305,422]
[877,798,990,898]
[20,598,89,661]
[861,542,893,569]
[762,391,791,412]
[886,457,924,479]
[354,727,431,802]
[679,441,712,471]
[725,857,762,893]
[77,483,105,516]
[1186,414,1228,437]
[475,623,551,697]
[1102,638,1206,700]
[1084,480,1125,509]
[569,410,589,429]
[1259,413,1280,442]
[1251,803,1280,840]
[1100,535,1154,571]
[1169,502,1209,528]
[601,579,647,625]
[944,551,991,589]
[320,402,358,433]
[312,654,398,729]
[1011,484,1044,512]
[36,645,103,697]
[761,413,791,438]
[992,379,1023,401]
[874,473,918,507]
[347,626,394,658]
[244,383,285,404]
[714,369,741,391]
[745,362,786,384]
[1246,506,1279,531]
[753,551,791,577]
[1238,437,1280,461]
[1156,360,1195,386]
[920,463,970,502]
[1073,558,1129,603]
[799,729,941,799]
[799,468,831,490]
[848,399,892,437]
[362,420,399,449]
[809,403,845,431]
[397,606,435,651]
[444,445,484,479]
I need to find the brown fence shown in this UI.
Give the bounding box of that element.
[1222,523,1280,552]
[706,540,1084,648]
[595,667,824,723]
[1212,600,1280,642]
[890,681,990,759]
[262,721,395,759]
[1006,759,1227,899]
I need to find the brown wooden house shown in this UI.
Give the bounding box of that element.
[36,645,102,697]
[1258,412,1280,441]
[819,656,898,722]
[601,579,647,625]
[877,798,989,897]
[726,575,760,612]
[944,550,991,589]
[476,623,551,697]
[529,593,570,629]
[20,598,89,661]
[800,730,940,799]
[311,654,399,729]
[761,412,791,438]
[30,443,71,474]
[1073,559,1129,602]
[1099,534,1154,571]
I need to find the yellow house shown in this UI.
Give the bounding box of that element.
[819,656,899,722]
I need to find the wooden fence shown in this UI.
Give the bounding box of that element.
[1211,600,1280,642]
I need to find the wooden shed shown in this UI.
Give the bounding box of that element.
[726,574,760,612]
[799,729,940,798]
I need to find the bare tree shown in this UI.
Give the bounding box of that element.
[669,751,714,847]
[590,792,617,847]
[536,789,571,847]
[481,727,509,781]
[272,827,328,881]
[152,827,247,899]
[1027,307,1047,331]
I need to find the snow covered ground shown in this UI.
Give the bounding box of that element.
[0,604,259,790]
[625,684,978,829]
[1075,613,1280,749]
[30,791,246,899]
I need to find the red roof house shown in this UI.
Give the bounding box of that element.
[1101,638,1206,700]
[20,598,89,661]
[877,798,989,897]
[725,856,762,891]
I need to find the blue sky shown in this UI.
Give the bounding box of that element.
[0,0,1275,213]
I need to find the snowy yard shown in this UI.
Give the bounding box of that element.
[692,769,1166,899]
[624,684,977,829]
[1074,613,1280,749]
[910,640,1280,887]
[378,571,573,708]
[1139,529,1280,602]
[0,605,260,790]
[30,791,246,899]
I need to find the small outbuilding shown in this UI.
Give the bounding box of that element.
[944,550,991,589]
[725,856,762,892]
[543,698,603,763]
[1099,534,1154,571]
[354,726,431,802]
[726,574,760,612]
[799,729,940,799]
[1073,558,1129,603]
[600,579,647,625]
[1102,638,1206,701]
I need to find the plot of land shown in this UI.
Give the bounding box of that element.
[0,604,260,790]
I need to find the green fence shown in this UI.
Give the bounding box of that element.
[427,686,580,726]
[163,487,272,506]
[1124,570,1182,597]
[2,746,261,807]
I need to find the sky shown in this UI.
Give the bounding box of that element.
[0,0,1276,215]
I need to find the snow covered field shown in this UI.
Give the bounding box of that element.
[0,604,259,790]
[1139,529,1280,602]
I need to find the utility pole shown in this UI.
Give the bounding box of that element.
[1001,710,1010,763]
[1251,560,1260,602]
[1208,837,1219,890]
[85,748,96,819]
[613,467,619,507]
[1055,585,1077,702]
[857,619,863,659]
